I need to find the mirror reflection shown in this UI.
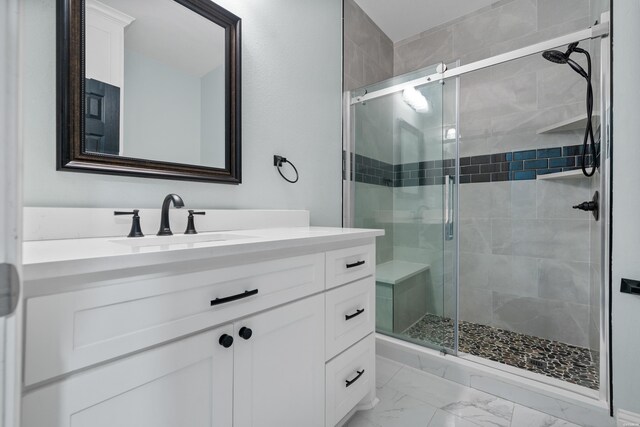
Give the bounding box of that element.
[85,0,226,168]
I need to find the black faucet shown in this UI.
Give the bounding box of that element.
[157,194,185,236]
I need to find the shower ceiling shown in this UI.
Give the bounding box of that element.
[354,0,498,42]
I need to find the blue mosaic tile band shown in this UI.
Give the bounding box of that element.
[353,144,594,187]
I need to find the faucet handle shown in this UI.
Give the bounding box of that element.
[114,210,144,238]
[114,210,139,216]
[185,210,206,235]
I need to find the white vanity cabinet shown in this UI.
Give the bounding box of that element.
[233,294,325,427]
[22,326,235,427]
[23,296,324,427]
[21,228,381,427]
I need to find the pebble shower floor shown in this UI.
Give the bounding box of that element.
[402,314,599,390]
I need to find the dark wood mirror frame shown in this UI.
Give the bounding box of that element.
[57,0,242,183]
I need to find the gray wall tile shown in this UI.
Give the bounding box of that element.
[492,218,590,262]
[492,292,590,347]
[343,0,393,90]
[537,59,590,109]
[537,0,589,30]
[509,181,539,219]
[490,102,584,136]
[538,259,590,304]
[536,179,592,219]
[379,37,394,76]
[452,0,537,59]
[491,16,590,57]
[488,255,539,297]
[459,252,491,291]
[394,28,453,76]
[460,219,493,253]
[364,57,389,87]
[344,38,364,87]
[460,72,538,118]
[460,287,494,325]
[459,182,492,219]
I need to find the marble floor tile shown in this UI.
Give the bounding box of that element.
[387,366,514,427]
[441,395,513,427]
[351,385,437,427]
[510,404,581,427]
[345,413,378,427]
[376,356,403,389]
[345,360,594,427]
[386,365,473,408]
[428,409,483,427]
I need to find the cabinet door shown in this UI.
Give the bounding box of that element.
[22,326,234,427]
[234,295,325,427]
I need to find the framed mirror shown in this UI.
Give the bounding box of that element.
[57,0,241,183]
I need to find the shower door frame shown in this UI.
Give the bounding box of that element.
[343,17,612,405]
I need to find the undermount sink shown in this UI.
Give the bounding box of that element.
[110,232,253,247]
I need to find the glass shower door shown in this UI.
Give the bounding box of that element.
[350,66,457,353]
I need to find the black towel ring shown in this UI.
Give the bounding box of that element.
[273,155,299,184]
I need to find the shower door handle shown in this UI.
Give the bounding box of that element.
[444,175,454,241]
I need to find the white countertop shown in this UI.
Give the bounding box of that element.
[23,227,383,281]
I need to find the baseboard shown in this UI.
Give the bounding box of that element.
[617,409,640,427]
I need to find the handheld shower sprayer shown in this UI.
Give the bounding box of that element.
[542,42,596,177]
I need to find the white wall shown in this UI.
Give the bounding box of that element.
[200,65,225,168]
[612,0,640,416]
[20,0,343,226]
[123,49,201,165]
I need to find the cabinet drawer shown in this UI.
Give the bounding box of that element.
[24,253,324,386]
[325,334,375,427]
[325,277,375,360]
[325,244,374,289]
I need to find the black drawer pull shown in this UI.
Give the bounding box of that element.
[345,370,365,388]
[346,260,365,269]
[211,289,259,306]
[345,308,365,321]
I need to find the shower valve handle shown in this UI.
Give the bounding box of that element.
[572,191,599,221]
[572,201,597,211]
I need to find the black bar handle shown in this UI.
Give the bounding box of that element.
[345,370,365,388]
[211,289,259,306]
[114,210,139,216]
[345,308,365,321]
[346,260,365,269]
[188,210,206,216]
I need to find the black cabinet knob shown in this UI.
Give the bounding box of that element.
[219,334,234,348]
[239,327,253,340]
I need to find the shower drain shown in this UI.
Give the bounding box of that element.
[528,358,547,369]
